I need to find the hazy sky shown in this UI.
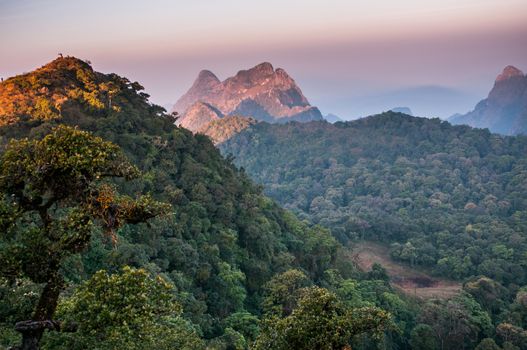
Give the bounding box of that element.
[1,0,526,119]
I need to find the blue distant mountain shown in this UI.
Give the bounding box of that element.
[449,66,527,135]
[390,107,413,116]
[324,113,343,123]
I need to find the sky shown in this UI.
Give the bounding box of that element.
[1,0,526,119]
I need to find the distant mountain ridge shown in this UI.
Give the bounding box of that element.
[390,107,413,116]
[449,65,527,135]
[324,113,343,123]
[173,62,323,132]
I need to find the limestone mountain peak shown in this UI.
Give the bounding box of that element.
[173,62,323,130]
[450,65,527,135]
[251,62,274,73]
[196,69,221,84]
[496,65,524,83]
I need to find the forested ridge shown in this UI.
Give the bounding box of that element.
[222,113,527,349]
[1,56,526,349]
[0,57,400,349]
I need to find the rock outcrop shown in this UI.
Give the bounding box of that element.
[449,66,527,135]
[174,62,323,131]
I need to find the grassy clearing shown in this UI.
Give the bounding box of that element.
[352,241,461,299]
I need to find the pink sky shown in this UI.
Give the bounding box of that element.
[1,0,526,118]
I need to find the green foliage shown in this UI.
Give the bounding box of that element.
[261,269,311,316]
[61,266,179,333]
[0,57,351,347]
[0,327,19,350]
[254,286,392,350]
[418,293,493,349]
[0,125,169,349]
[496,323,527,349]
[410,324,439,350]
[223,312,260,345]
[9,57,516,349]
[464,277,509,316]
[222,113,527,284]
[320,269,416,348]
[367,263,389,281]
[0,278,40,324]
[198,115,257,145]
[0,278,40,349]
[0,126,167,283]
[222,113,527,347]
[216,262,247,316]
[476,338,502,350]
[42,266,204,350]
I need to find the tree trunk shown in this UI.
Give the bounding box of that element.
[33,271,63,321]
[15,270,63,350]
[19,335,39,350]
[14,320,61,350]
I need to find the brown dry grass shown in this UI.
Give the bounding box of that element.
[352,241,461,299]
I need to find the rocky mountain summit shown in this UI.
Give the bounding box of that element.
[450,65,527,135]
[173,62,323,132]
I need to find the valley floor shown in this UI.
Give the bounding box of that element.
[352,241,461,299]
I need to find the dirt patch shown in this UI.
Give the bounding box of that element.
[352,241,461,299]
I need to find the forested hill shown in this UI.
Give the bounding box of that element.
[0,57,395,349]
[222,113,527,282]
[222,113,527,348]
[3,57,527,349]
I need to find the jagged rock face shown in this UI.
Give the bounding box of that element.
[230,99,274,122]
[178,101,223,131]
[174,62,323,130]
[450,66,527,135]
[174,70,222,114]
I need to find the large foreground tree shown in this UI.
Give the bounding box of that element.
[44,266,204,350]
[0,126,169,350]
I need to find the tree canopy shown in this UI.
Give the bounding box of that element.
[0,125,168,349]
